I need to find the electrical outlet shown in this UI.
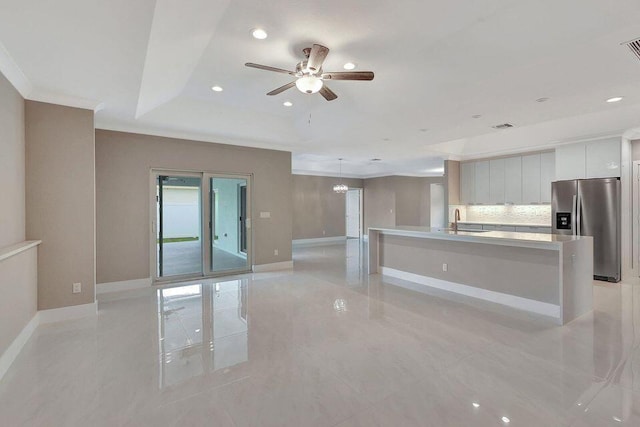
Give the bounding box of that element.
[442,263,448,272]
[72,282,82,294]
[274,249,278,256]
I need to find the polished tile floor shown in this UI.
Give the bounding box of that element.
[2,240,640,426]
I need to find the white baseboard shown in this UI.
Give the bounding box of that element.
[0,313,39,381]
[0,301,98,382]
[292,236,346,246]
[252,260,294,272]
[380,266,560,319]
[38,301,98,324]
[97,277,152,294]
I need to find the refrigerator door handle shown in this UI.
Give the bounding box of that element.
[576,192,581,236]
[572,194,578,236]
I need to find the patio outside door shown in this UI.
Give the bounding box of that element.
[153,171,252,282]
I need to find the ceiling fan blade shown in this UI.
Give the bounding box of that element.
[267,81,296,96]
[321,71,374,81]
[319,85,338,101]
[245,63,295,75]
[307,44,329,73]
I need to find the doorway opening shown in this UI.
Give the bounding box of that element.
[153,170,252,283]
[430,183,445,228]
[346,188,363,239]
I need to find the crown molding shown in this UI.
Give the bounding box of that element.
[0,41,32,97]
[26,89,105,112]
[0,40,104,111]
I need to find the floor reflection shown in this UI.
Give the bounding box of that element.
[157,279,248,388]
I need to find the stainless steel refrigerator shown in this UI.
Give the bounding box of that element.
[551,178,620,282]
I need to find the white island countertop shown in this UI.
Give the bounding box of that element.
[368,226,590,250]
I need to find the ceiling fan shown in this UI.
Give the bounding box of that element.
[245,44,374,101]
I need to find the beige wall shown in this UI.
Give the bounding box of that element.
[95,130,292,284]
[0,72,38,360]
[364,176,445,232]
[26,101,95,310]
[0,72,25,247]
[292,175,364,239]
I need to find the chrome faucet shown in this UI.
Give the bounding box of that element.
[452,208,461,232]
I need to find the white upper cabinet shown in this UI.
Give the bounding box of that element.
[504,156,522,204]
[555,138,620,181]
[540,151,555,203]
[522,154,541,204]
[474,161,490,204]
[460,162,475,204]
[459,152,554,205]
[555,144,586,180]
[585,139,621,178]
[489,159,505,204]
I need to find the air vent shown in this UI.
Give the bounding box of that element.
[625,38,640,61]
[492,123,514,130]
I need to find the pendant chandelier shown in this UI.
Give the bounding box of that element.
[333,158,349,193]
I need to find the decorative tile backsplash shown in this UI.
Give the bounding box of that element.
[449,205,551,225]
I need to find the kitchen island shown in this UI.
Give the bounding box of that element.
[368,226,593,325]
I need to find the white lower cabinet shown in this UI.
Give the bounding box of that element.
[482,225,516,232]
[457,223,482,231]
[515,226,551,234]
[459,223,550,233]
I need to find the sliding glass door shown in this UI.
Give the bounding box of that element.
[205,175,251,275]
[153,171,251,282]
[156,174,203,279]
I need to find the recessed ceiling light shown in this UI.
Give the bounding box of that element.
[502,416,510,423]
[383,138,390,141]
[283,101,293,107]
[343,62,356,70]
[251,28,268,40]
[536,97,550,103]
[472,114,482,119]
[211,86,223,92]
[419,128,428,132]
[371,158,382,161]
[472,402,480,408]
[606,96,623,103]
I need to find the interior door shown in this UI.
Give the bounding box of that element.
[346,189,361,238]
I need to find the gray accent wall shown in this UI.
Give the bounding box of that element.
[292,175,364,239]
[364,176,445,232]
[26,101,96,310]
[380,234,560,304]
[95,130,292,284]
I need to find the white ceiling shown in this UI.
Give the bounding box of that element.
[1,0,640,177]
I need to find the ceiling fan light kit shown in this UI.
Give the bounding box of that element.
[245,43,374,101]
[295,75,323,94]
